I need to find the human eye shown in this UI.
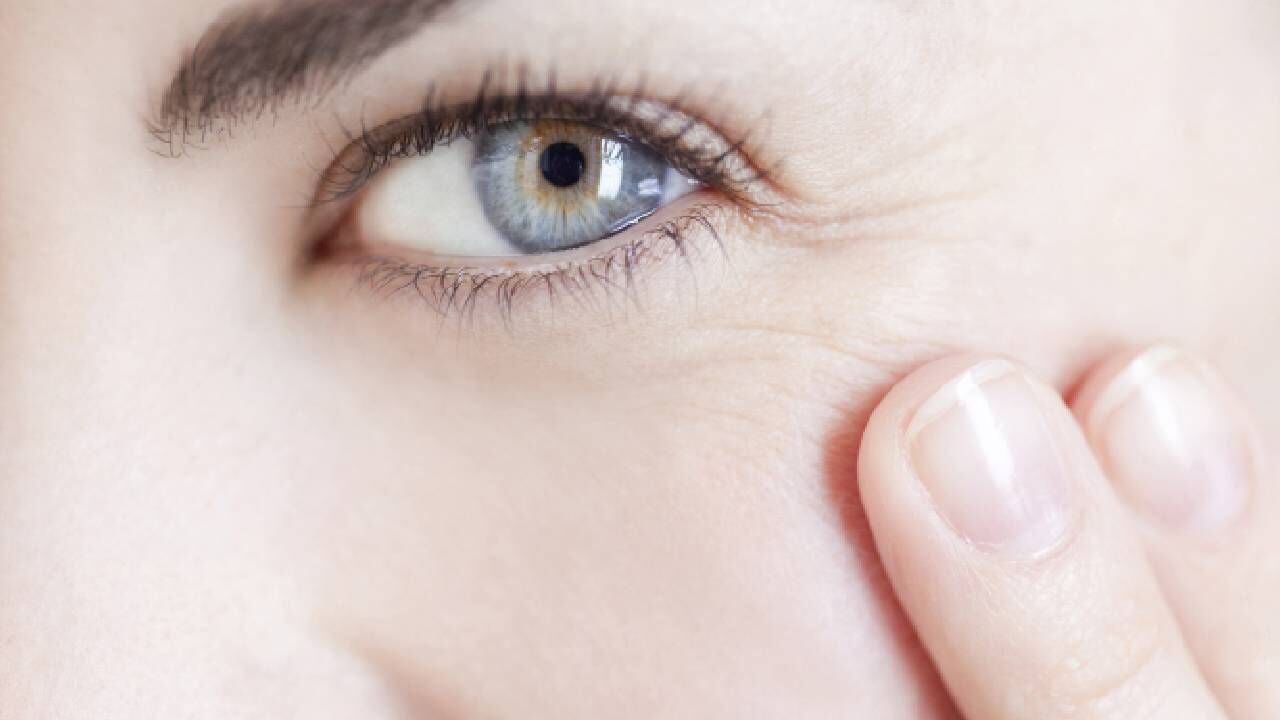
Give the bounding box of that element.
[309,76,771,322]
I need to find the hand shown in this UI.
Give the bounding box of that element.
[857,347,1275,719]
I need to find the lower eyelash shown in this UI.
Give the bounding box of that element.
[336,203,729,328]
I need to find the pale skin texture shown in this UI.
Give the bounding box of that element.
[1,0,1278,717]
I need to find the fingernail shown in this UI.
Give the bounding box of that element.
[1087,347,1253,533]
[907,360,1073,557]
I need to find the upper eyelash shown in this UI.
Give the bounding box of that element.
[314,73,772,206]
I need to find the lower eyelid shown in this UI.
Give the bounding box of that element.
[320,198,735,326]
[341,190,717,268]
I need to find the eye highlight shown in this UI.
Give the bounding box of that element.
[471,120,699,254]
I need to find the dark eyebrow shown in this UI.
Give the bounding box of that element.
[154,0,472,145]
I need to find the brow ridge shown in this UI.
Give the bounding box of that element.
[155,0,470,145]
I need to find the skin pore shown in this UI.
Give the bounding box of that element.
[1,0,1278,716]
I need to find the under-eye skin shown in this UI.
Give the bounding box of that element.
[309,82,769,322]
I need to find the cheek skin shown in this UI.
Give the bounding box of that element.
[280,220,1107,714]
[275,303,951,715]
[302,425,900,714]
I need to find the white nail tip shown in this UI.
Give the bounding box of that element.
[1086,345,1183,433]
[908,360,1019,442]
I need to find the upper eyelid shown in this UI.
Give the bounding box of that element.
[311,84,780,209]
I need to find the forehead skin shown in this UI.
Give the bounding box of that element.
[1,0,1278,716]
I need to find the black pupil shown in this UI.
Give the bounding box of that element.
[539,142,587,189]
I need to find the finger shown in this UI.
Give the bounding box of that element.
[1073,345,1278,717]
[857,355,1226,720]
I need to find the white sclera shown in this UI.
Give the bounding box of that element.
[355,125,703,258]
[357,138,513,257]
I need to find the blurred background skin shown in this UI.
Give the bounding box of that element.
[1,0,1277,716]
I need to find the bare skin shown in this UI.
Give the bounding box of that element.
[1,0,1277,716]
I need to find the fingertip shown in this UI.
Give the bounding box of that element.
[1070,344,1173,435]
[858,354,1077,561]
[1072,344,1258,535]
[857,353,1007,491]
[855,351,1230,720]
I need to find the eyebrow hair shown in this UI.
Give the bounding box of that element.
[154,0,471,145]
